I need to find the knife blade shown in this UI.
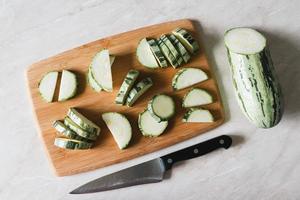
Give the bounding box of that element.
[70,135,232,194]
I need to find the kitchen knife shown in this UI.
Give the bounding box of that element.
[70,135,232,194]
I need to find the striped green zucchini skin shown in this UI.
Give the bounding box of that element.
[227,47,283,128]
[54,138,92,150]
[147,39,168,68]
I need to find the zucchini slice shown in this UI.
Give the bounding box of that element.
[53,120,90,142]
[126,77,153,107]
[54,138,92,150]
[169,34,191,63]
[172,28,199,54]
[172,68,208,90]
[64,117,98,141]
[115,69,140,105]
[87,68,102,92]
[183,108,214,123]
[147,39,168,68]
[157,38,179,68]
[148,94,175,122]
[138,110,168,137]
[58,70,77,101]
[38,71,59,103]
[182,88,213,108]
[136,38,159,69]
[102,112,132,149]
[67,108,100,136]
[90,49,115,92]
[160,35,183,66]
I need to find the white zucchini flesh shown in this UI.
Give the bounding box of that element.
[126,77,153,107]
[115,69,140,105]
[38,71,59,103]
[64,117,98,140]
[182,88,213,108]
[172,28,199,54]
[147,39,168,68]
[148,94,175,121]
[183,108,214,123]
[224,27,266,54]
[136,38,159,69]
[138,110,168,137]
[172,68,208,90]
[58,70,77,101]
[90,49,115,92]
[169,34,191,63]
[102,112,132,149]
[67,108,100,136]
[54,138,92,150]
[225,28,283,128]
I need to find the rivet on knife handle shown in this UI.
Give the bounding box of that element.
[161,135,232,170]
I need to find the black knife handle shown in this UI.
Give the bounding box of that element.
[161,135,232,170]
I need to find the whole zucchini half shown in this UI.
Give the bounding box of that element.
[224,27,283,128]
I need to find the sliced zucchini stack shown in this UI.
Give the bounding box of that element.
[38,71,59,103]
[148,94,175,122]
[136,28,199,69]
[58,70,77,101]
[136,38,159,69]
[53,108,100,150]
[182,88,213,108]
[172,28,199,54]
[183,108,214,123]
[126,77,153,106]
[102,112,132,149]
[138,110,168,137]
[89,49,116,92]
[172,68,208,90]
[115,69,140,105]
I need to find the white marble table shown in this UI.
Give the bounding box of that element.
[1,0,299,199]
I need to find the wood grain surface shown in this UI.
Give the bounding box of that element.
[26,19,225,176]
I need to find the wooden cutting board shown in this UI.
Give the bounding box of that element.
[26,19,225,176]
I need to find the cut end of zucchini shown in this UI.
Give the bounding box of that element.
[138,110,168,137]
[172,68,208,90]
[183,108,214,123]
[182,88,213,108]
[58,70,77,101]
[136,38,159,69]
[172,28,199,54]
[148,94,175,121]
[224,27,266,54]
[54,137,92,150]
[102,112,132,149]
[38,71,59,103]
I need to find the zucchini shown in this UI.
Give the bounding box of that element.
[38,71,59,103]
[54,138,92,150]
[225,27,283,128]
[183,108,214,122]
[87,68,102,92]
[53,120,90,142]
[147,94,175,122]
[147,39,168,68]
[115,69,140,105]
[90,49,115,92]
[67,108,100,136]
[172,68,208,90]
[138,110,168,137]
[102,112,132,149]
[182,88,213,108]
[58,70,77,101]
[172,28,199,54]
[126,77,153,107]
[64,117,98,141]
[160,35,183,66]
[169,34,191,63]
[136,38,159,69]
[157,38,179,68]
